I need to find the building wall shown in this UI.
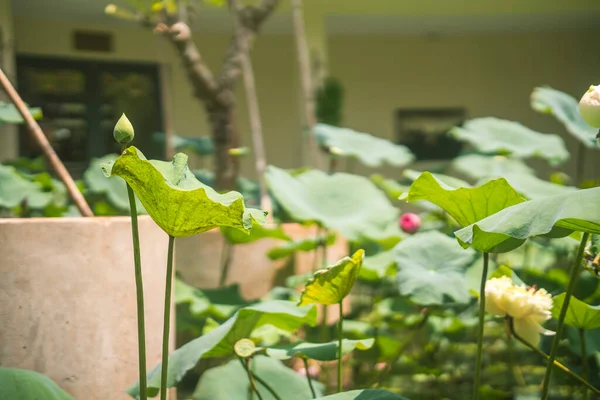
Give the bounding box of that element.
[10,16,600,181]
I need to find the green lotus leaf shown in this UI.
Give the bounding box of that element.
[449,117,569,165]
[221,222,291,245]
[370,174,408,201]
[360,249,396,281]
[267,232,337,260]
[314,123,415,167]
[127,300,317,398]
[315,390,409,400]
[153,132,214,156]
[396,231,477,305]
[266,166,401,242]
[5,156,47,174]
[264,338,374,361]
[403,169,471,189]
[0,368,74,400]
[102,146,266,237]
[476,173,578,200]
[449,154,535,182]
[0,102,42,125]
[299,250,364,306]
[193,356,324,400]
[192,169,261,207]
[531,86,597,147]
[455,187,600,253]
[84,154,146,213]
[0,164,53,209]
[400,171,525,227]
[551,294,600,330]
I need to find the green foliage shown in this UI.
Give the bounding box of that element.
[0,164,55,209]
[449,117,569,165]
[0,102,42,125]
[551,294,600,330]
[360,249,396,281]
[264,338,374,361]
[0,368,74,400]
[314,124,414,167]
[456,187,600,253]
[315,390,410,399]
[266,166,401,242]
[128,301,317,398]
[221,221,290,245]
[267,232,336,260]
[153,132,214,156]
[476,173,578,200]
[316,76,344,126]
[396,231,477,305]
[299,249,364,306]
[102,146,266,237]
[449,154,535,182]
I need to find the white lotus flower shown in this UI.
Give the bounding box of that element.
[484,276,554,346]
[579,85,600,128]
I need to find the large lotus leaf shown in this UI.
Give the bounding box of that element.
[267,232,337,260]
[175,278,250,320]
[266,166,401,242]
[314,123,414,167]
[449,154,535,182]
[30,172,67,207]
[455,187,600,253]
[0,367,74,400]
[0,102,42,125]
[153,132,215,156]
[531,86,597,147]
[476,173,578,200]
[449,117,569,165]
[0,164,53,209]
[127,300,317,398]
[264,338,374,361]
[221,222,291,245]
[84,154,146,213]
[299,250,364,306]
[403,169,471,189]
[315,390,409,400]
[396,231,477,305]
[400,171,525,227]
[102,146,266,237]
[360,249,396,281]
[193,356,323,400]
[551,294,600,330]
[370,174,407,201]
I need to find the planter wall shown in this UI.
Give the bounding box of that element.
[0,216,175,400]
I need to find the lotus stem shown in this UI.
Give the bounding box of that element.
[160,235,176,400]
[472,252,489,400]
[123,143,147,400]
[337,300,344,393]
[302,358,317,398]
[239,358,264,400]
[508,316,600,396]
[580,328,590,400]
[541,232,589,399]
[219,241,233,287]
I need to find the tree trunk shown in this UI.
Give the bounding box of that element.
[206,101,240,191]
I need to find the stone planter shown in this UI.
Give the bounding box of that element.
[176,223,350,323]
[0,216,174,400]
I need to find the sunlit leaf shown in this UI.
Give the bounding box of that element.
[551,294,600,330]
[531,86,597,148]
[396,231,477,305]
[299,250,364,306]
[449,117,569,165]
[314,123,414,167]
[193,356,323,400]
[0,368,74,400]
[314,390,409,399]
[264,338,374,361]
[266,166,401,242]
[102,146,266,237]
[127,301,317,398]
[449,154,535,182]
[455,187,600,253]
[400,171,524,227]
[267,233,336,260]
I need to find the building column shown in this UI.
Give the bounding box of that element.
[0,0,18,162]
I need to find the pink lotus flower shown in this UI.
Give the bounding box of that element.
[400,213,421,234]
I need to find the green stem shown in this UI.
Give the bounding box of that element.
[508,316,600,396]
[251,370,283,400]
[123,143,147,400]
[541,232,590,400]
[302,358,317,399]
[240,358,264,400]
[319,228,329,342]
[219,241,233,287]
[580,328,590,400]
[337,301,344,393]
[472,252,489,400]
[159,235,175,400]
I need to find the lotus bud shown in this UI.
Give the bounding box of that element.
[113,114,135,145]
[579,85,600,128]
[229,147,249,157]
[399,213,421,234]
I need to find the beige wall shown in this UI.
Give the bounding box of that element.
[10,16,600,181]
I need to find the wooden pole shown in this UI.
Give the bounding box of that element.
[0,66,94,217]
